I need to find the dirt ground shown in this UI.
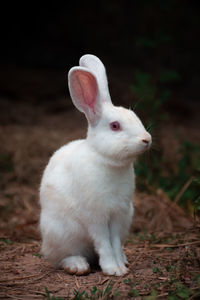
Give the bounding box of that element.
[0,229,199,299]
[0,67,200,299]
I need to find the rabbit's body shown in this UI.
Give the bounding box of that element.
[40,138,134,272]
[40,55,151,276]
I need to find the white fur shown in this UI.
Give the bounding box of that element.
[79,54,111,102]
[40,54,151,276]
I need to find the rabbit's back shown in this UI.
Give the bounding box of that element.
[40,139,86,207]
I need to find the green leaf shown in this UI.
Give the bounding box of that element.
[145,289,157,300]
[103,281,113,295]
[137,36,157,48]
[128,289,139,297]
[153,267,159,273]
[168,295,178,300]
[32,253,43,258]
[0,238,13,245]
[90,286,97,295]
[114,289,120,297]
[176,288,191,299]
[159,89,171,103]
[159,70,180,82]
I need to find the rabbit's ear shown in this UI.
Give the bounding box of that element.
[68,67,101,125]
[79,54,111,103]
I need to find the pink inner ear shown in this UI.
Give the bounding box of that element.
[74,71,97,113]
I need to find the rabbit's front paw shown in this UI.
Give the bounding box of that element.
[102,264,129,276]
[62,256,90,275]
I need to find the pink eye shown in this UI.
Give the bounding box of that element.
[110,121,121,131]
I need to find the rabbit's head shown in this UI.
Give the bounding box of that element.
[68,55,151,165]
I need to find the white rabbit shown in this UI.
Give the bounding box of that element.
[40,54,151,276]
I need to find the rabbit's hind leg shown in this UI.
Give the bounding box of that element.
[61,256,91,275]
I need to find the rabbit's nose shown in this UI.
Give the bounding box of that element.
[142,139,149,144]
[141,134,152,146]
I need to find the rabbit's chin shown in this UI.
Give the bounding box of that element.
[97,147,149,167]
[123,144,150,158]
[133,148,150,156]
[119,149,149,163]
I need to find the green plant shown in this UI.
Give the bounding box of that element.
[152,267,160,274]
[159,70,180,83]
[144,289,157,300]
[135,140,200,212]
[0,238,13,245]
[43,287,64,300]
[0,153,14,173]
[131,66,200,213]
[72,281,119,299]
[32,253,43,258]
[128,288,139,297]
[131,70,158,121]
[168,282,192,299]
[136,31,172,49]
[124,279,139,298]
[194,195,200,218]
[131,69,179,123]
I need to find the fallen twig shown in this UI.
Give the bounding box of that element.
[0,272,50,284]
[0,274,38,283]
[174,176,194,203]
[157,292,169,298]
[99,277,110,285]
[151,240,200,248]
[74,275,80,289]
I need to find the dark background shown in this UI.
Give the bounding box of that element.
[0,0,199,107]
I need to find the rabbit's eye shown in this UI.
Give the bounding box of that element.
[110,121,121,131]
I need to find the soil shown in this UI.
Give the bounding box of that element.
[0,67,199,299]
[0,229,199,299]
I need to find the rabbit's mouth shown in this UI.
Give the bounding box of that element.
[124,147,150,159]
[136,148,150,155]
[137,143,152,155]
[121,141,151,158]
